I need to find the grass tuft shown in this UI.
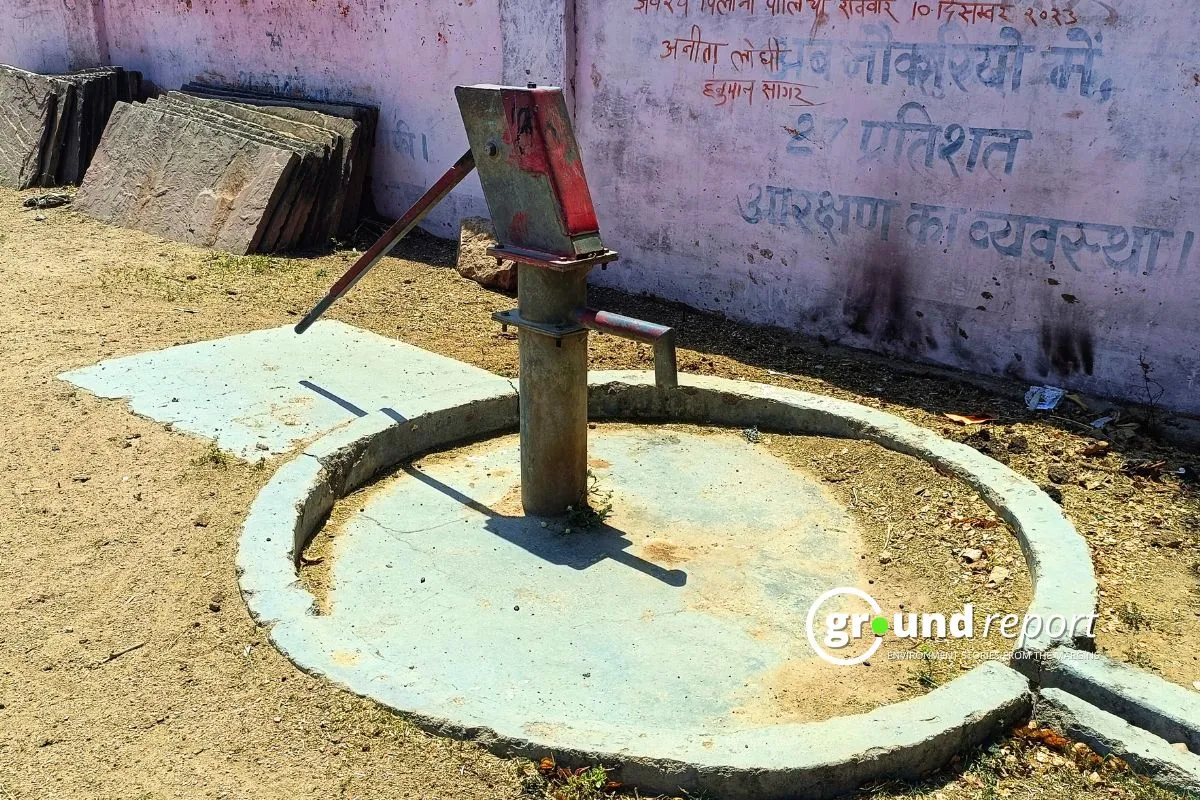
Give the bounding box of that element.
[190,441,231,469]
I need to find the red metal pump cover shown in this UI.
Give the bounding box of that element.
[455,85,605,260]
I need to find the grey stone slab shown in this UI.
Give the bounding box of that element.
[51,69,98,184]
[149,97,323,251]
[58,67,138,184]
[66,71,118,184]
[80,71,117,177]
[1037,647,1200,753]
[35,80,73,187]
[153,96,325,158]
[58,79,89,184]
[167,92,344,245]
[1038,688,1200,794]
[181,82,377,235]
[0,65,143,188]
[184,89,364,241]
[164,98,339,163]
[76,101,298,253]
[76,85,375,251]
[221,101,357,245]
[0,64,57,189]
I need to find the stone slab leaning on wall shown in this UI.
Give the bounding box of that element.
[0,64,140,190]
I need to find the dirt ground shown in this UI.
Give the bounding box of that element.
[766,434,1036,700]
[0,186,1197,800]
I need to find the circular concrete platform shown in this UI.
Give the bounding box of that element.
[322,426,865,738]
[238,371,1096,799]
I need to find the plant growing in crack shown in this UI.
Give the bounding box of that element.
[520,758,617,800]
[1125,643,1156,671]
[563,470,614,533]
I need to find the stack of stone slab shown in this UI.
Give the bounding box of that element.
[74,85,377,254]
[0,64,141,189]
[181,82,379,240]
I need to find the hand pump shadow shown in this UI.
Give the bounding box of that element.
[400,465,688,588]
[299,379,407,423]
[298,379,687,587]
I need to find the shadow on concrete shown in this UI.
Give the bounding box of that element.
[300,380,369,418]
[380,407,408,423]
[299,380,412,425]
[400,464,688,587]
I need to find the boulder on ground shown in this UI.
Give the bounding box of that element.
[457,216,515,292]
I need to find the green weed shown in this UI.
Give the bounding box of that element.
[191,441,231,469]
[564,470,613,532]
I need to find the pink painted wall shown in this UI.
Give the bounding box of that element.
[98,0,507,234]
[3,0,1198,413]
[576,0,1200,413]
[3,0,107,73]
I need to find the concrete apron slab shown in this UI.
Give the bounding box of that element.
[326,427,865,736]
[59,320,512,459]
[239,370,1103,799]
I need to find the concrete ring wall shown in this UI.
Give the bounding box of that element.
[237,371,1097,798]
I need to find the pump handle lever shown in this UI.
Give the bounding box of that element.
[295,150,477,334]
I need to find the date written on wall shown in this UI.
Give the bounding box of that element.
[636,0,1081,28]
